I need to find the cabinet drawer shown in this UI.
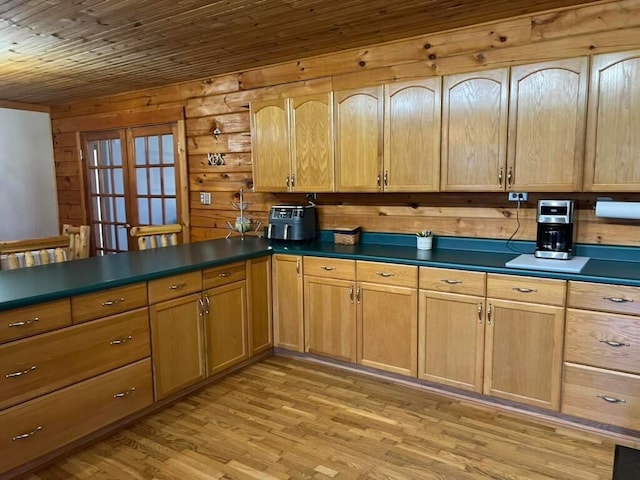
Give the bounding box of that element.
[568,281,640,316]
[419,267,486,296]
[0,358,153,475]
[565,309,640,375]
[304,257,355,280]
[357,261,417,288]
[71,283,148,323]
[0,299,71,345]
[148,270,202,304]
[487,274,566,306]
[0,307,150,410]
[562,363,640,431]
[203,261,246,289]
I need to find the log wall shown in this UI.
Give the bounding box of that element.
[50,0,640,247]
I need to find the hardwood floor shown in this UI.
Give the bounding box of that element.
[24,355,614,479]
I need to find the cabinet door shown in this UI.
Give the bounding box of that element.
[149,293,206,400]
[246,256,272,356]
[205,281,248,375]
[507,58,588,192]
[441,68,508,191]
[250,99,290,192]
[334,86,383,192]
[273,255,304,352]
[584,50,640,191]
[418,291,485,392]
[384,78,441,192]
[484,299,564,410]
[304,277,356,362]
[358,283,417,377]
[290,93,334,192]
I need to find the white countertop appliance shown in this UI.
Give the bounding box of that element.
[266,205,317,241]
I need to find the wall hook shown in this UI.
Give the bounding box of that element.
[212,121,221,140]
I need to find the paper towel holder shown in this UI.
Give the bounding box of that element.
[594,197,640,220]
[593,197,613,210]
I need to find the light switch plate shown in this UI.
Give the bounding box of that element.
[200,192,211,205]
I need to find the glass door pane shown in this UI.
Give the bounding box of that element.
[85,131,131,255]
[128,125,181,245]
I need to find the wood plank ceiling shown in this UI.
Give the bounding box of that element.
[0,0,602,106]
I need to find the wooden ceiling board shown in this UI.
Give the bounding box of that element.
[0,0,604,105]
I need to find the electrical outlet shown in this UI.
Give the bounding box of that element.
[200,192,211,205]
[508,192,528,202]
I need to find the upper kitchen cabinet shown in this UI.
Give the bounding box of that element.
[289,93,335,192]
[584,50,640,191]
[251,99,290,192]
[441,68,509,192]
[383,78,441,192]
[507,58,588,192]
[334,86,384,192]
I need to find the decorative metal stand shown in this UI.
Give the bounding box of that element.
[226,188,262,239]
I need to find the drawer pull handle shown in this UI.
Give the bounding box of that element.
[603,296,633,303]
[349,286,354,303]
[512,287,537,293]
[102,297,125,306]
[478,303,483,324]
[109,335,133,345]
[599,339,630,347]
[441,279,462,285]
[5,365,36,378]
[8,317,39,328]
[114,387,136,398]
[321,266,336,271]
[12,425,42,441]
[169,283,187,290]
[218,272,232,278]
[596,394,626,404]
[376,272,394,278]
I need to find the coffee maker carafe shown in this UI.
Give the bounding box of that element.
[535,200,576,260]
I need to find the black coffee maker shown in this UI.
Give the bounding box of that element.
[535,200,576,260]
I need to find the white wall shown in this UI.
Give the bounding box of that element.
[0,108,59,240]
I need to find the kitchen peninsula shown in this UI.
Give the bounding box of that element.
[1,234,639,478]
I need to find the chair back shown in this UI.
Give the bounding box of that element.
[0,235,70,270]
[129,224,182,250]
[62,224,91,259]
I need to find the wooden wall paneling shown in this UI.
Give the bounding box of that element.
[239,18,533,89]
[186,133,251,155]
[52,106,185,134]
[188,153,253,173]
[530,0,640,40]
[186,113,250,136]
[185,78,332,117]
[189,191,277,213]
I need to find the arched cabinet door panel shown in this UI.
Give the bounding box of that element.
[507,57,588,192]
[250,99,290,192]
[584,50,640,192]
[441,68,509,192]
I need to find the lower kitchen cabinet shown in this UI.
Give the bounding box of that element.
[357,261,418,377]
[483,299,564,410]
[304,276,357,362]
[149,293,206,400]
[247,257,273,356]
[418,267,487,392]
[204,280,249,375]
[484,274,566,411]
[419,291,485,392]
[273,254,304,352]
[0,359,153,474]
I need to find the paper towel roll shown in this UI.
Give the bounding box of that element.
[595,201,640,220]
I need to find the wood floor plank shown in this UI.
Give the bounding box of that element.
[22,355,615,479]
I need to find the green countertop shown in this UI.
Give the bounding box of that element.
[2,234,639,311]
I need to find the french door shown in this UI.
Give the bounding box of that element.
[83,123,183,255]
